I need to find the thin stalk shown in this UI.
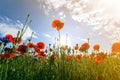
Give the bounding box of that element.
[20,14,30,38]
[21,20,32,37]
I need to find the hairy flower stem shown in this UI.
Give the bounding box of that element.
[58,31,61,54]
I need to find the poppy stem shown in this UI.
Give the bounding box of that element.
[58,31,61,54]
[0,42,6,54]
[58,31,61,46]
[20,14,30,38]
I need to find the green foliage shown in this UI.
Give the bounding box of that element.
[1,53,120,80]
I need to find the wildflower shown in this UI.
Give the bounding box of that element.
[49,48,53,52]
[89,53,95,61]
[95,54,103,63]
[38,51,46,58]
[5,34,14,42]
[0,37,10,43]
[18,45,28,53]
[34,57,38,61]
[5,53,13,59]
[65,55,72,61]
[0,54,5,59]
[74,44,79,50]
[37,42,45,49]
[99,52,106,59]
[34,47,40,53]
[98,74,103,80]
[79,43,90,52]
[27,42,35,48]
[51,19,64,31]
[50,53,56,59]
[12,37,22,44]
[93,44,100,51]
[112,42,120,54]
[20,52,24,56]
[75,54,82,60]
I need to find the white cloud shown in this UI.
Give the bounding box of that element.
[0,23,18,36]
[44,33,51,38]
[0,16,38,40]
[38,0,120,40]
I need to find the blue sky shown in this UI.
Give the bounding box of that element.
[0,0,120,51]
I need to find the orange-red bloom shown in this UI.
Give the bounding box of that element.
[0,54,5,59]
[34,47,40,53]
[112,42,120,53]
[18,45,28,53]
[79,43,90,52]
[51,19,64,31]
[93,44,100,51]
[5,53,13,59]
[74,44,79,50]
[37,42,45,49]
[13,37,22,44]
[27,42,35,48]
[75,54,82,61]
[38,51,46,58]
[65,55,72,61]
[5,34,14,42]
[89,53,95,61]
[95,57,103,63]
[50,53,56,59]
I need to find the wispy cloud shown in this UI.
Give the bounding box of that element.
[38,0,120,40]
[44,33,51,38]
[0,16,38,40]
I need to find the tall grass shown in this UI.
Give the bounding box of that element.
[1,51,120,80]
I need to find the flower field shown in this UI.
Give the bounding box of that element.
[1,15,120,80]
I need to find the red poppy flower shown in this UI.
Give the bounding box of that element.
[5,34,14,42]
[0,54,5,59]
[18,45,28,53]
[74,44,79,50]
[52,19,61,28]
[79,43,90,52]
[12,37,22,44]
[93,44,100,51]
[38,51,46,58]
[42,53,46,57]
[20,52,24,56]
[75,54,82,60]
[5,53,13,59]
[95,54,103,63]
[50,53,56,59]
[56,22,64,31]
[27,42,35,48]
[89,53,95,61]
[37,42,45,49]
[65,55,72,61]
[49,48,53,52]
[112,42,120,53]
[35,47,40,53]
[51,19,64,31]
